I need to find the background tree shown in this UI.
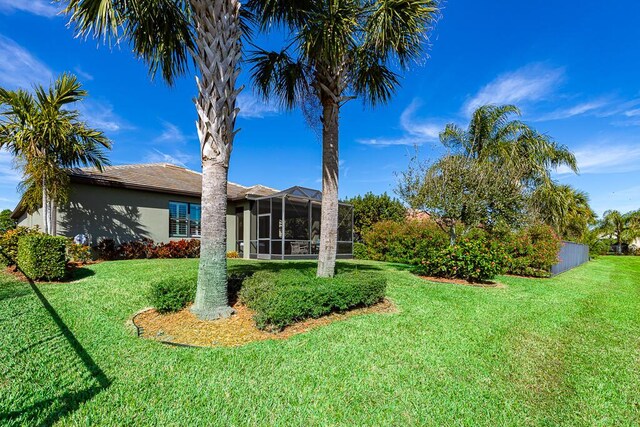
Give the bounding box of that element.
[597,210,640,254]
[530,183,596,241]
[64,0,248,319]
[0,209,16,233]
[440,104,577,188]
[0,73,110,235]
[343,192,406,240]
[247,0,439,277]
[397,153,524,245]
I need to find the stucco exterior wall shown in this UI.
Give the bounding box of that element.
[13,183,242,246]
[55,183,203,244]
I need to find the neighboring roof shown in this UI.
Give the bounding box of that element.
[11,163,278,219]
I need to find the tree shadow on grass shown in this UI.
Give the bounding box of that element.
[0,274,110,426]
[67,267,96,282]
[228,260,388,276]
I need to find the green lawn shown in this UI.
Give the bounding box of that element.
[1,257,639,426]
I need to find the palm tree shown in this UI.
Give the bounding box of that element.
[63,0,246,319]
[531,183,596,241]
[440,104,578,188]
[0,73,111,235]
[247,0,439,277]
[597,210,640,254]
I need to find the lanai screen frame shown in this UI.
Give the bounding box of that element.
[248,186,354,260]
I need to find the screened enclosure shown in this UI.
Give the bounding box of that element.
[246,186,353,259]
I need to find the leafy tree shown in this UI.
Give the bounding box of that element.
[343,192,406,240]
[596,210,640,254]
[64,0,249,319]
[247,0,439,277]
[0,209,16,233]
[0,74,110,235]
[398,104,581,244]
[397,154,525,245]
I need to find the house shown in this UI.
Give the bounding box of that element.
[11,163,354,260]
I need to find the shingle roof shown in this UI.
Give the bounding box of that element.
[11,163,279,219]
[68,163,278,200]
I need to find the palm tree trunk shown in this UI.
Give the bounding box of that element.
[317,99,340,278]
[192,160,233,319]
[41,176,49,235]
[190,0,241,320]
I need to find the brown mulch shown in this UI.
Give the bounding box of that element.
[419,275,505,288]
[3,262,99,283]
[133,299,397,348]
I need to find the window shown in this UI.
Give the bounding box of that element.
[169,202,201,238]
[190,204,201,237]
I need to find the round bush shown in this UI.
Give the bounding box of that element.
[416,238,507,282]
[148,276,197,313]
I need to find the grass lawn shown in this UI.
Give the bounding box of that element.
[1,256,639,426]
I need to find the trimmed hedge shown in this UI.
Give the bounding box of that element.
[239,270,387,331]
[414,237,508,282]
[0,226,41,266]
[148,275,197,313]
[17,235,67,281]
[362,220,448,264]
[148,272,249,313]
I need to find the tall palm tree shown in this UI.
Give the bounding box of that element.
[247,0,439,277]
[597,209,640,254]
[440,104,578,188]
[64,0,247,319]
[0,73,111,235]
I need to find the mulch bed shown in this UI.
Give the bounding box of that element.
[133,299,397,348]
[419,275,505,288]
[3,261,100,283]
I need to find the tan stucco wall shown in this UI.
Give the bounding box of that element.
[16,183,243,246]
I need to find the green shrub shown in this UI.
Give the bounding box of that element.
[148,275,197,313]
[502,224,562,277]
[0,226,41,266]
[353,242,368,260]
[363,220,448,264]
[414,238,508,282]
[239,270,387,331]
[67,242,92,263]
[17,235,68,281]
[148,272,249,313]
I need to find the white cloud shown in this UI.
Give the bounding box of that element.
[624,108,640,117]
[237,93,279,119]
[144,149,195,167]
[463,64,564,116]
[557,143,640,175]
[0,35,53,89]
[536,99,611,121]
[0,36,126,134]
[154,122,190,144]
[0,0,60,18]
[357,100,445,147]
[77,100,129,133]
[73,66,94,82]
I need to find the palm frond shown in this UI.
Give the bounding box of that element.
[247,47,309,110]
[364,0,439,68]
[65,0,195,85]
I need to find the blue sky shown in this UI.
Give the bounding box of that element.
[1,0,639,216]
